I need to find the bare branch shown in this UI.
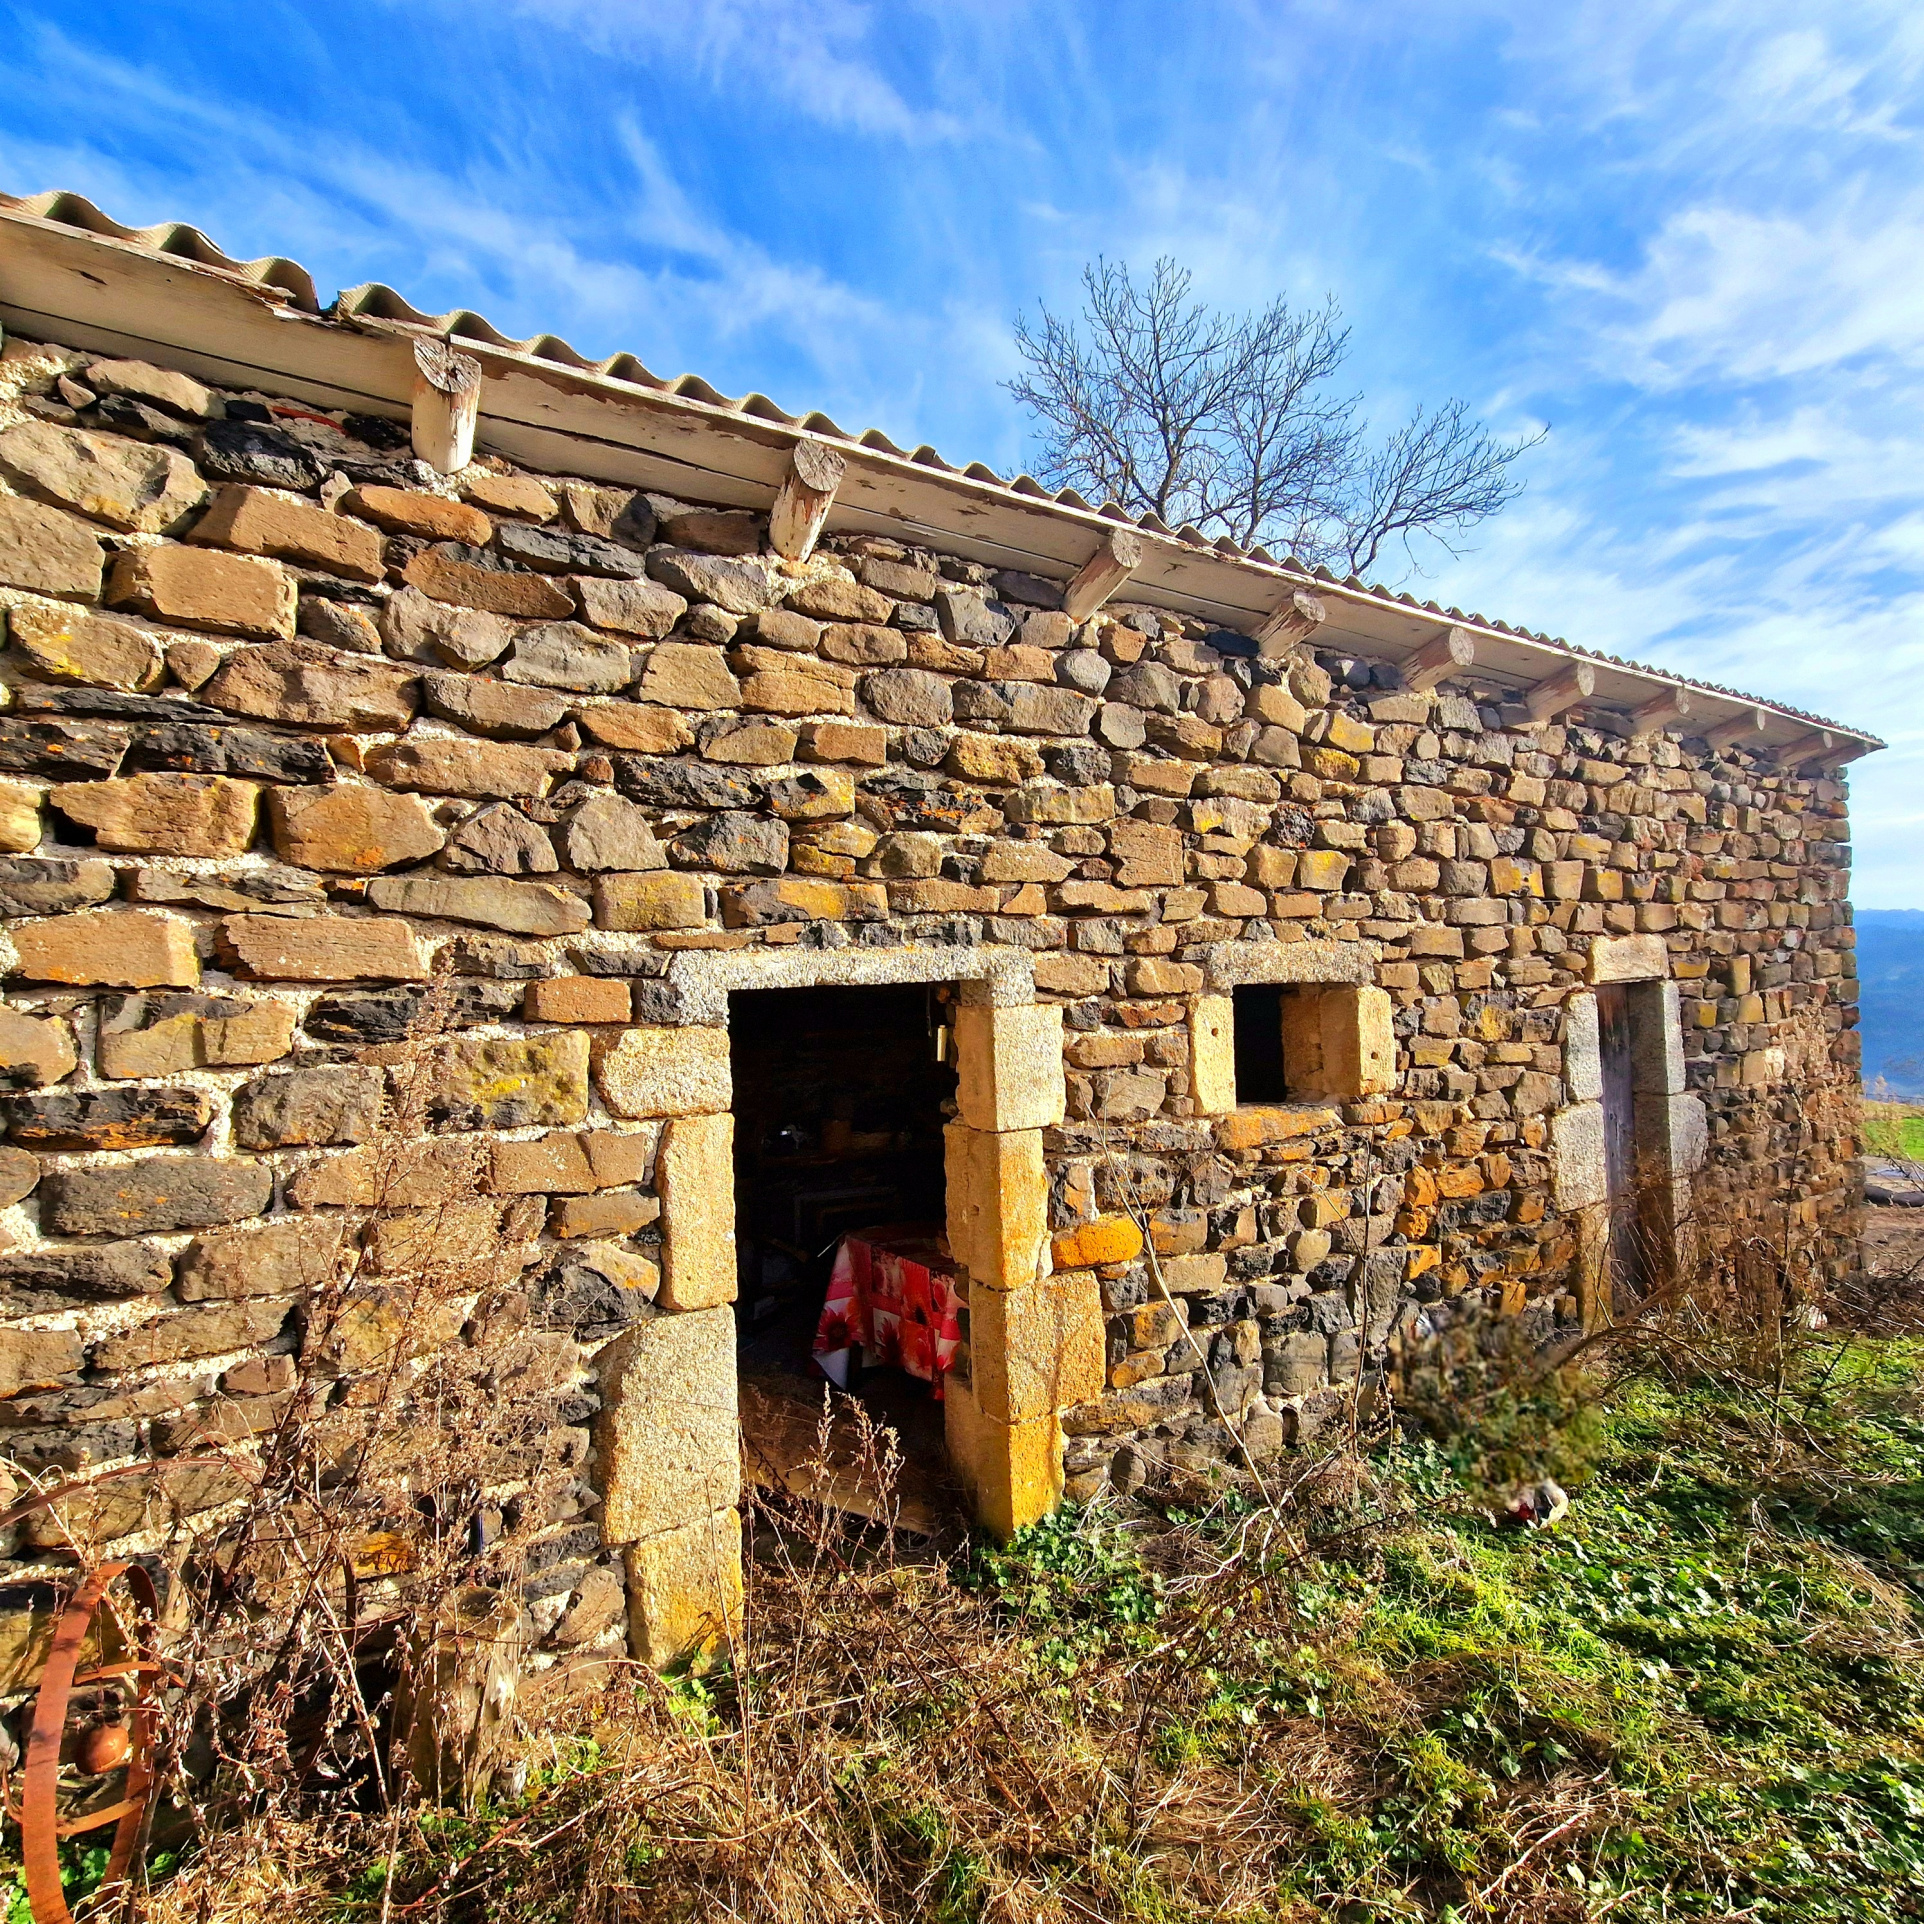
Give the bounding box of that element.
[1006,258,1542,582]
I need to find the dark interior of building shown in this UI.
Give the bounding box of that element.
[728,984,960,1529]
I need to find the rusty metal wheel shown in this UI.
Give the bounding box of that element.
[15,1562,161,1924]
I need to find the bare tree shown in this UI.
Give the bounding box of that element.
[1007,257,1542,579]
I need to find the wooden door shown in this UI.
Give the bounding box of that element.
[1596,984,1643,1295]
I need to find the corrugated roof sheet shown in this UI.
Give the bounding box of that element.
[0,189,1881,750]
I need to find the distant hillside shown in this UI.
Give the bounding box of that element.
[1858,910,1924,1099]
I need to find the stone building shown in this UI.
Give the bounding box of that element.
[0,192,1880,1667]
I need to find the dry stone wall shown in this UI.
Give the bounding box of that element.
[0,328,1863,1626]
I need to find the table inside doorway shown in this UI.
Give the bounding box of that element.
[812,1225,963,1399]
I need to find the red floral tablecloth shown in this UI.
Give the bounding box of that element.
[812,1225,963,1399]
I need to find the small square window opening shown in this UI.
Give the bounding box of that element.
[1232,983,1288,1105]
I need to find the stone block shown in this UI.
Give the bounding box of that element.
[0,495,104,600]
[1550,1101,1608,1210]
[1190,994,1235,1114]
[593,872,709,932]
[969,1268,1105,1423]
[659,1112,736,1310]
[1321,986,1396,1097]
[98,992,296,1076]
[490,1133,597,1195]
[42,1158,273,1236]
[383,586,512,669]
[287,1137,486,1209]
[1109,818,1183,887]
[527,976,632,1024]
[202,638,417,728]
[107,545,294,639]
[464,472,557,521]
[93,1295,294,1371]
[0,421,206,533]
[8,605,162,690]
[0,779,39,852]
[178,1218,347,1301]
[0,1008,76,1086]
[429,1031,591,1131]
[1049,1214,1143,1270]
[552,1191,659,1240]
[943,1378,1062,1539]
[0,1327,86,1399]
[801,720,887,765]
[1563,992,1602,1101]
[49,771,259,856]
[954,1003,1065,1133]
[363,737,571,800]
[404,544,575,618]
[626,1509,745,1667]
[944,1123,1048,1292]
[0,1240,172,1312]
[232,1064,386,1148]
[344,484,492,545]
[190,484,385,580]
[574,576,687,637]
[1629,981,1686,1095]
[267,784,446,873]
[4,1086,212,1151]
[218,914,429,982]
[1589,934,1668,983]
[598,1305,741,1541]
[365,873,591,937]
[594,1026,730,1118]
[12,910,199,988]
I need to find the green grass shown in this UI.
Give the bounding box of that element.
[1863,1107,1924,1162]
[980,1340,1924,1920]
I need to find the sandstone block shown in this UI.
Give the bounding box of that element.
[0,420,206,533]
[738,668,855,717]
[107,545,294,639]
[365,872,589,937]
[94,1295,294,1372]
[0,1239,171,1311]
[671,811,788,874]
[50,771,258,856]
[178,1218,347,1301]
[978,843,1074,884]
[1589,934,1669,983]
[559,793,664,872]
[801,720,887,765]
[0,779,39,853]
[0,1327,85,1399]
[1108,818,1184,887]
[42,1158,273,1237]
[821,622,905,666]
[646,549,780,615]
[659,508,760,553]
[381,585,512,669]
[491,1133,596,1195]
[1049,1215,1143,1270]
[8,605,162,690]
[593,872,708,931]
[625,1508,745,1666]
[947,733,1043,785]
[12,910,198,988]
[785,573,892,622]
[575,704,691,754]
[594,1025,730,1118]
[721,878,886,926]
[526,975,632,1024]
[343,484,492,545]
[943,1379,1062,1538]
[944,1123,1048,1292]
[573,575,687,637]
[1551,1100,1608,1209]
[0,1009,75,1086]
[598,1306,741,1541]
[190,484,385,581]
[752,608,823,652]
[428,1030,591,1131]
[233,1064,386,1148]
[362,737,570,799]
[463,472,557,521]
[970,1267,1105,1423]
[1189,994,1235,1113]
[404,544,575,618]
[98,991,295,1076]
[702,718,797,765]
[201,637,415,727]
[551,1191,658,1240]
[500,523,652,578]
[267,783,444,872]
[1032,953,1110,996]
[505,621,636,693]
[287,1137,486,1209]
[955,1003,1065,1133]
[84,357,218,418]
[0,494,106,599]
[659,1111,736,1310]
[217,914,429,982]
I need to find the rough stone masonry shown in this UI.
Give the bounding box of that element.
[0,310,1867,1671]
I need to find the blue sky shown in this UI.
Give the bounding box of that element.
[3,0,1920,904]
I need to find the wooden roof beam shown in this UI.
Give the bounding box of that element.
[410,339,481,474]
[1402,625,1475,693]
[1630,686,1695,737]
[1524,659,1595,725]
[768,438,846,562]
[1062,528,1144,622]
[1704,706,1770,754]
[1254,587,1328,657]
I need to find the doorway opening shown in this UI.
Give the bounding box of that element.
[1596,980,1681,1299]
[728,983,960,1532]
